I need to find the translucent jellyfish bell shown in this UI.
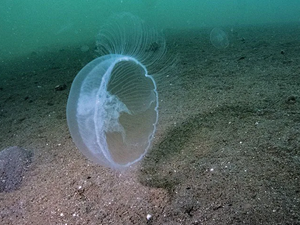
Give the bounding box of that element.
[210,28,229,49]
[66,13,166,169]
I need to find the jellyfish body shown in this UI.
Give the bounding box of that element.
[67,14,166,169]
[210,28,229,49]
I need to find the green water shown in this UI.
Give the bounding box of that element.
[0,0,299,59]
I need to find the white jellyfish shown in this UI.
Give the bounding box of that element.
[66,13,167,169]
[210,27,229,49]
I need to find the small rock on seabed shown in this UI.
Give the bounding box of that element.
[0,146,33,192]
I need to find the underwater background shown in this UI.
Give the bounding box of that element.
[1,0,300,59]
[1,1,300,224]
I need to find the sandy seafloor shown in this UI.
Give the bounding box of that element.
[0,23,300,225]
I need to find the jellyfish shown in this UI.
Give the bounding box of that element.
[210,28,229,49]
[66,13,166,169]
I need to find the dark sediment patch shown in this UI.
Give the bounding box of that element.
[0,146,33,192]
